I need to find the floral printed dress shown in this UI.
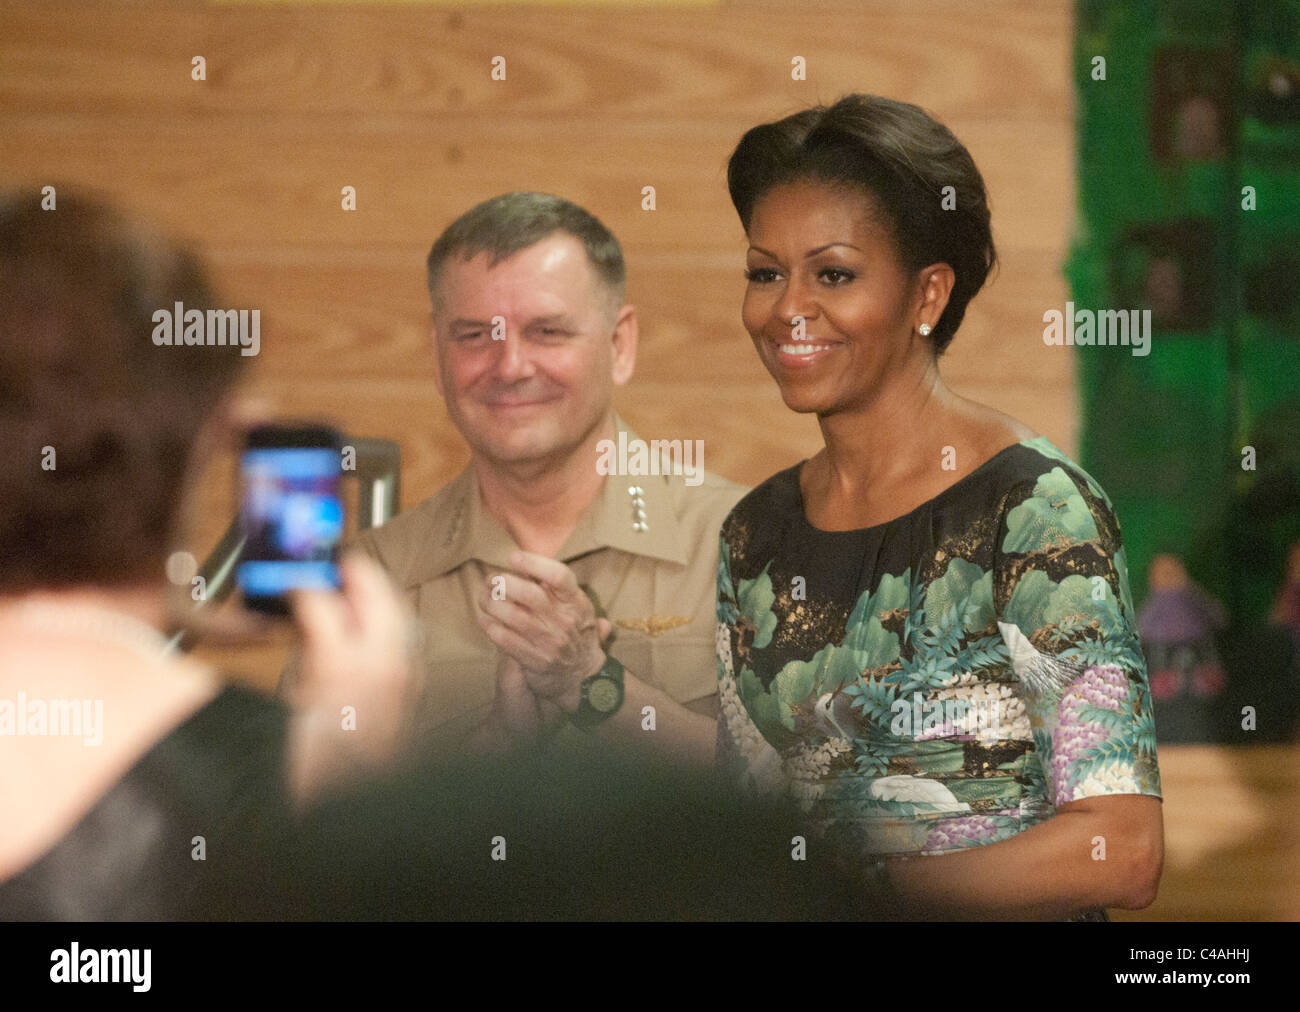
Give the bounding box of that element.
[716,436,1162,860]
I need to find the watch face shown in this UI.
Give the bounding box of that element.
[587,677,621,714]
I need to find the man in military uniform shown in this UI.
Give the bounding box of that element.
[333,193,746,760]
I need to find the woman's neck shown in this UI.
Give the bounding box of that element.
[815,355,950,496]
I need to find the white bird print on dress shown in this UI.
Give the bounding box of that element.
[813,691,853,739]
[870,775,971,813]
[997,620,1086,697]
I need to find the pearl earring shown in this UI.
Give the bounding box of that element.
[918,323,932,336]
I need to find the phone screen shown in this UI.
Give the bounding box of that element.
[238,429,344,613]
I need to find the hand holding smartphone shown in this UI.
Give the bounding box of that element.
[286,552,422,802]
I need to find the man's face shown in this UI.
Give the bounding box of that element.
[431,233,635,469]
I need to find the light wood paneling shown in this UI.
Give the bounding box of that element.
[0,118,1071,254]
[0,3,1071,121]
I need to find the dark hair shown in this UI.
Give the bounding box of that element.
[426,192,626,318]
[0,186,246,593]
[727,94,997,354]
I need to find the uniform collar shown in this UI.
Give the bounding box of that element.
[416,413,689,581]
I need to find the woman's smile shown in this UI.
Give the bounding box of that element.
[771,338,840,368]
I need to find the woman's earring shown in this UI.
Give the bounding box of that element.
[918,323,932,337]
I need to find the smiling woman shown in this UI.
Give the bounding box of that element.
[715,95,1164,921]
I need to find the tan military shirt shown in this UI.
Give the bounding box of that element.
[352,419,747,748]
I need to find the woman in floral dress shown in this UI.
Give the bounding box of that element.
[716,94,1164,919]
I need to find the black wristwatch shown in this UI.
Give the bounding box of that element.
[571,654,625,730]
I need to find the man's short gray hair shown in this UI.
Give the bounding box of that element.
[426,192,626,318]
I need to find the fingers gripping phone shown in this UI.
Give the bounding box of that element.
[237,424,345,615]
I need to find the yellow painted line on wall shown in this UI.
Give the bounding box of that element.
[214,1,719,7]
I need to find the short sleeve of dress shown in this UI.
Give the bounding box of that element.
[993,460,1162,807]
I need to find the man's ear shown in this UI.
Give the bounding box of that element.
[610,305,638,387]
[429,317,444,398]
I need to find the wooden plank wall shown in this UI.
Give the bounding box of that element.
[0,0,1080,557]
[2,0,1082,678]
[10,1,1293,922]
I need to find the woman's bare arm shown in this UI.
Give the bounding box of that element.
[888,794,1164,919]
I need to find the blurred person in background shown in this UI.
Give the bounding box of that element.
[1271,541,1300,654]
[1138,554,1230,742]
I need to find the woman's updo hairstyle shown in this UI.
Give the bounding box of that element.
[727,93,997,354]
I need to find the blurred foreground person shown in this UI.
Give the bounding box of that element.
[0,188,415,919]
[274,738,893,921]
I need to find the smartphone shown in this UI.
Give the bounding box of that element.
[237,424,345,615]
